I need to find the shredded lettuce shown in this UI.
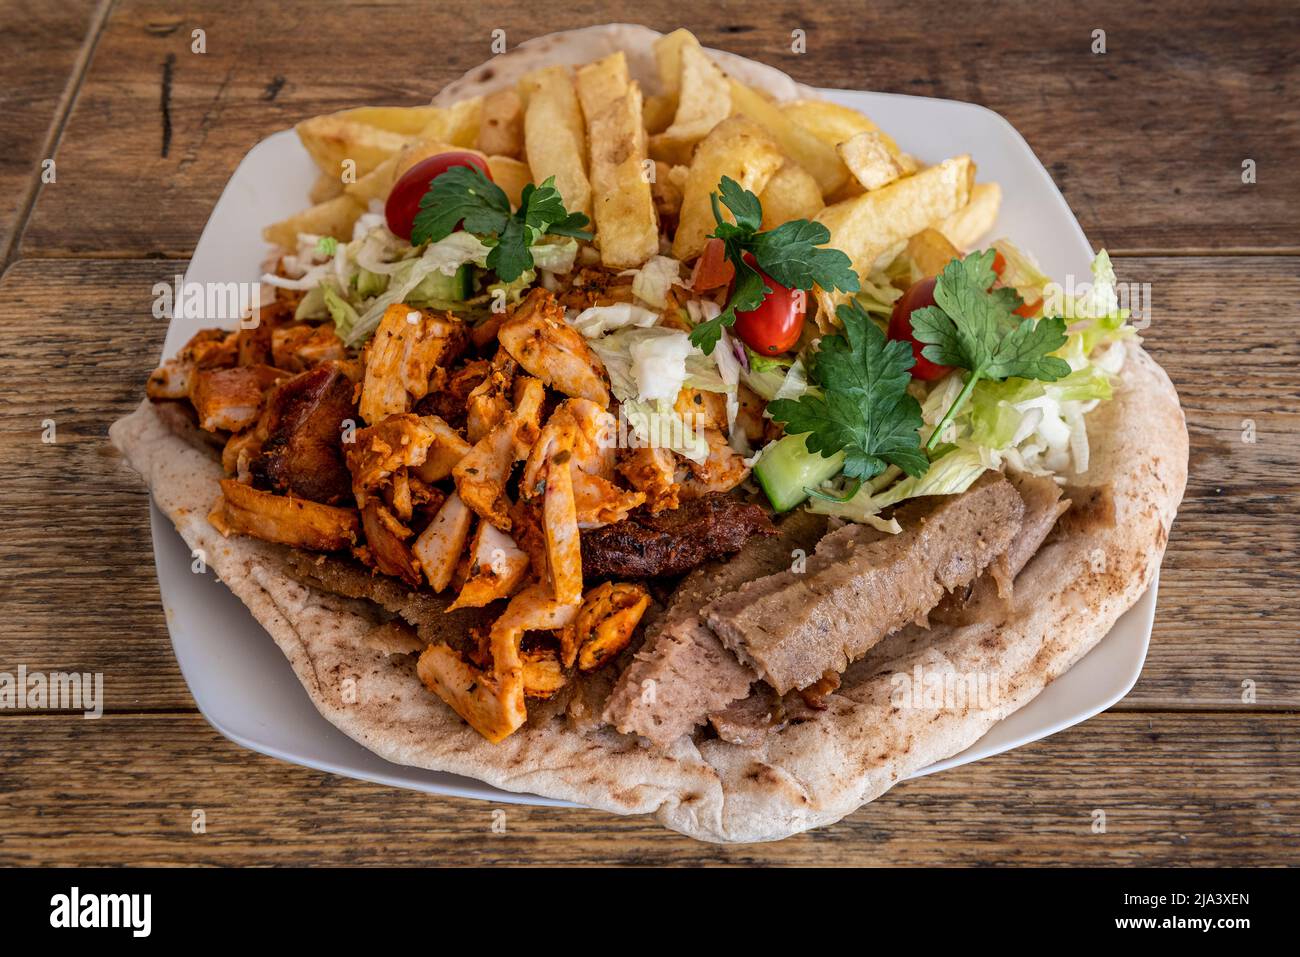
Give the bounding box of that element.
[570,302,660,337]
[621,399,710,463]
[628,256,682,309]
[629,330,693,402]
[992,239,1052,304]
[322,283,360,340]
[806,449,988,531]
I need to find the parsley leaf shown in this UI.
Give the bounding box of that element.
[909,250,1071,450]
[767,300,928,481]
[689,176,859,354]
[410,167,592,283]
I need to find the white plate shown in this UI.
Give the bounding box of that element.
[152,88,1156,807]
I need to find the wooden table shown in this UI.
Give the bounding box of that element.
[1,0,1296,866]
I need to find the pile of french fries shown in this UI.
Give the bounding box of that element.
[267,28,1003,324]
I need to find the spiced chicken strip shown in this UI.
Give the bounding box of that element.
[703,472,1024,694]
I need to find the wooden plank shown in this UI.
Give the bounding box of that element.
[0,711,1293,864]
[18,1,1300,258]
[0,256,1295,711]
[0,0,105,262]
[0,259,190,708]
[1111,257,1300,708]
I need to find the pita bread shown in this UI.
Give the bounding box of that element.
[110,26,1189,843]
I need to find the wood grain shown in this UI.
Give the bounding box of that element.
[17,0,1300,258]
[0,711,1293,865]
[2,257,1294,711]
[0,0,105,262]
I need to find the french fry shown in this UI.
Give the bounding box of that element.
[576,53,658,268]
[648,42,732,166]
[308,171,344,205]
[838,130,909,191]
[654,28,699,98]
[346,139,485,205]
[295,115,409,180]
[642,92,676,134]
[263,193,366,250]
[487,155,531,209]
[475,88,523,158]
[338,105,448,136]
[726,81,848,196]
[672,116,783,261]
[759,161,824,229]
[780,99,880,146]
[935,181,1002,250]
[416,96,482,148]
[813,155,975,321]
[904,228,963,278]
[519,66,591,218]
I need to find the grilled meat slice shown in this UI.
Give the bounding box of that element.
[251,363,356,505]
[931,471,1071,625]
[601,509,826,747]
[189,364,284,432]
[703,471,1024,694]
[580,494,775,579]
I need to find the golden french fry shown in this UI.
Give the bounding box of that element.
[904,228,963,278]
[759,161,824,229]
[487,155,530,209]
[672,116,783,261]
[263,193,366,250]
[727,81,848,196]
[575,54,658,268]
[814,155,975,320]
[308,171,344,205]
[417,96,482,148]
[338,105,447,136]
[648,42,731,166]
[475,88,523,158]
[838,130,909,191]
[781,99,878,144]
[295,115,409,180]
[346,139,485,205]
[935,181,1002,250]
[520,66,591,218]
[653,28,698,98]
[642,92,676,134]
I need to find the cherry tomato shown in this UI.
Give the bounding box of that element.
[384,152,492,242]
[888,276,952,381]
[691,237,735,292]
[732,253,805,356]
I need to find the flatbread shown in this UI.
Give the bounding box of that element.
[110,26,1189,843]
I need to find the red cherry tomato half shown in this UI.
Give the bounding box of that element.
[691,237,735,292]
[732,253,805,356]
[385,152,492,242]
[888,276,952,381]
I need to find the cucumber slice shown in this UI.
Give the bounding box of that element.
[408,264,472,304]
[753,433,844,512]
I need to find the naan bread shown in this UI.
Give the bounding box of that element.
[110,25,1188,843]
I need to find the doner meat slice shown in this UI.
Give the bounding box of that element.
[703,472,1024,694]
[601,509,826,747]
